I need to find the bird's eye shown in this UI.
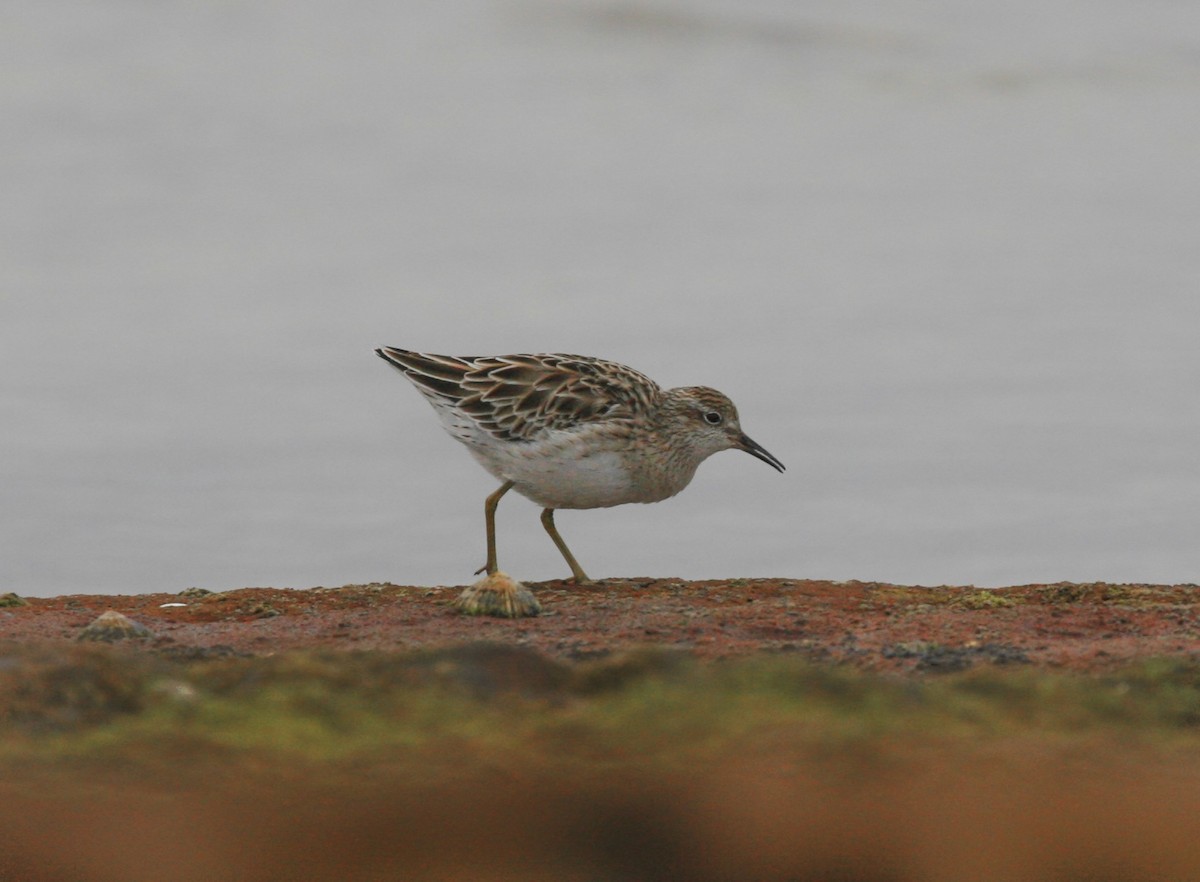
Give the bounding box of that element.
[703,411,723,425]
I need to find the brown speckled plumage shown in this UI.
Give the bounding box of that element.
[376,347,783,588]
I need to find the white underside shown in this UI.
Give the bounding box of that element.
[467,440,636,509]
[427,397,651,509]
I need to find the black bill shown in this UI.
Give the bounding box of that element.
[738,433,785,473]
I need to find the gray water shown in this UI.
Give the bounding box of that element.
[4,0,1199,597]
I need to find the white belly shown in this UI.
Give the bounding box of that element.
[468,444,636,509]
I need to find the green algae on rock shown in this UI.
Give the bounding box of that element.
[77,610,152,642]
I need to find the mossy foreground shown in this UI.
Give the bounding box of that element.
[3,642,1200,881]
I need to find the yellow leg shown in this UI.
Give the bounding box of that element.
[540,508,592,584]
[475,480,514,576]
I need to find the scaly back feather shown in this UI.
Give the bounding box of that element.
[377,348,662,442]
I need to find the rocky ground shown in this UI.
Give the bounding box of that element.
[4,577,1199,671]
[3,578,1200,882]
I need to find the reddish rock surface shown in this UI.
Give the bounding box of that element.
[6,578,1198,672]
[5,579,1200,882]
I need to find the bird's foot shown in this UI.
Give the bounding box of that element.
[455,571,541,618]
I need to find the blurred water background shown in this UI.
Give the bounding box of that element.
[4,0,1199,596]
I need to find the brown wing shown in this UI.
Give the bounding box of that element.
[376,348,661,441]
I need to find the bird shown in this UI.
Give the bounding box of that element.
[375,347,784,592]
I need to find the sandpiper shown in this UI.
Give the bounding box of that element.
[376,348,784,612]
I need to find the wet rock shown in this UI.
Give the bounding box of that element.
[77,611,152,643]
